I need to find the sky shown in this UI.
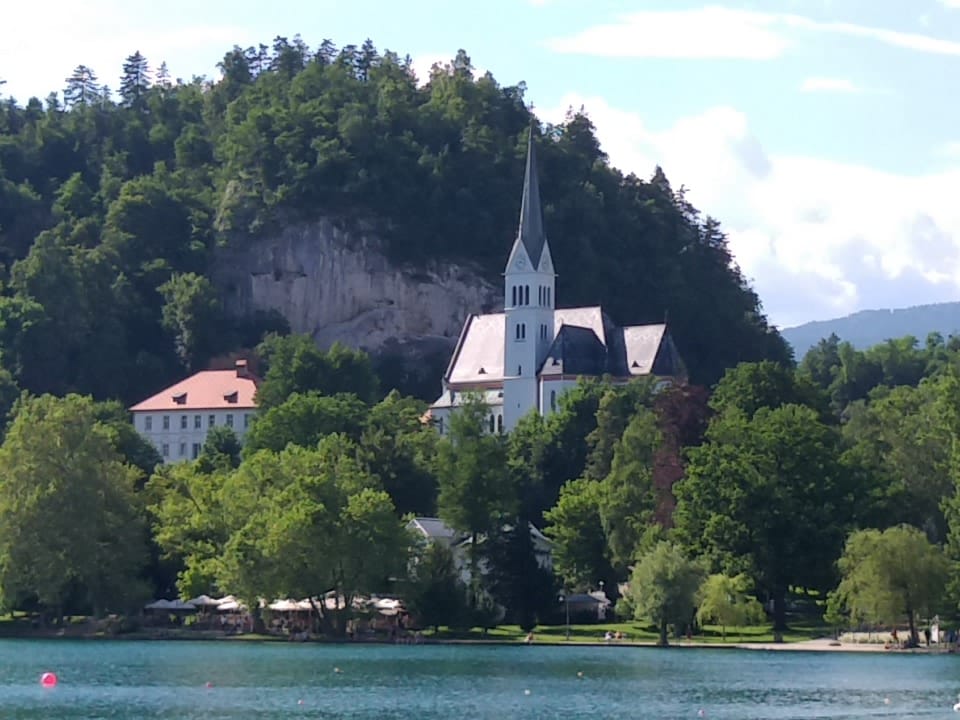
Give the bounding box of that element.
[4,0,960,329]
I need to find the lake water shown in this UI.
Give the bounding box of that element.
[0,639,957,719]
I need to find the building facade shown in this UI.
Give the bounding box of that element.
[129,359,258,463]
[429,127,685,434]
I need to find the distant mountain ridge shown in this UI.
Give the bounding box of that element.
[782,302,960,358]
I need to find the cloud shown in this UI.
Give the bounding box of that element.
[937,0,960,7]
[545,7,788,59]
[1,1,252,99]
[546,6,960,60]
[539,94,960,328]
[800,77,864,93]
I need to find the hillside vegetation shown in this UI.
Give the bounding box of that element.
[0,39,788,408]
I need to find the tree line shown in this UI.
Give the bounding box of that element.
[0,331,959,645]
[0,37,787,413]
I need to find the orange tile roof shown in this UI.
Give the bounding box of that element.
[129,369,258,412]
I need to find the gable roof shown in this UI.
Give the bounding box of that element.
[540,324,608,377]
[446,313,506,385]
[130,367,258,412]
[408,517,461,543]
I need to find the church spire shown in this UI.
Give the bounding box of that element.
[516,123,547,268]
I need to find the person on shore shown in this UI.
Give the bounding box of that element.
[525,632,534,644]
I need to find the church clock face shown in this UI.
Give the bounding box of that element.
[516,256,526,269]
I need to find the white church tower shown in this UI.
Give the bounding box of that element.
[503,125,556,431]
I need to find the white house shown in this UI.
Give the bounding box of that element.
[408,516,552,586]
[129,359,258,463]
[428,126,685,434]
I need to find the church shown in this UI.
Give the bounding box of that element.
[429,127,685,434]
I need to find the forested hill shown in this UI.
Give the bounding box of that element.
[0,38,789,408]
[783,302,960,358]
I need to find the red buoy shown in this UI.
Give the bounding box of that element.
[40,672,57,688]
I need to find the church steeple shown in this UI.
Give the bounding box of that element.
[506,124,552,273]
[502,120,556,433]
[517,126,547,268]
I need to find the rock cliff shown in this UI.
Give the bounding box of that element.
[213,219,502,396]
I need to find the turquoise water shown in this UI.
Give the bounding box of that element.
[0,640,957,718]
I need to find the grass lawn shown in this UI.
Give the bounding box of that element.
[424,616,831,645]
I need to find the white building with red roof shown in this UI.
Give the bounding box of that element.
[429,127,685,434]
[129,359,258,463]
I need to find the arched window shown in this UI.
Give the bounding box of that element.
[524,285,530,305]
[497,414,503,433]
[522,323,526,339]
[515,323,520,340]
[488,414,495,433]
[538,286,543,305]
[550,390,557,412]
[512,286,517,307]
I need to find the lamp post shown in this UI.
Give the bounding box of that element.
[559,592,570,641]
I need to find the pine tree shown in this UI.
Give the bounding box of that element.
[119,51,150,107]
[63,65,100,108]
[155,61,171,88]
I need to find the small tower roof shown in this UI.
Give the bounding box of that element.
[516,124,547,268]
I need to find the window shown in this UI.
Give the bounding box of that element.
[518,365,522,375]
[512,286,517,306]
[244,414,251,429]
[550,390,557,412]
[497,414,503,433]
[161,443,169,458]
[209,415,216,428]
[179,442,186,457]
[226,414,234,428]
[524,285,530,305]
[538,286,542,305]
[194,415,202,429]
[162,415,170,430]
[144,416,153,431]
[180,415,188,430]
[488,414,495,433]
[438,417,445,434]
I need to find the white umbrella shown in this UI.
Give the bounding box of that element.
[188,594,221,609]
[144,599,174,610]
[268,599,299,612]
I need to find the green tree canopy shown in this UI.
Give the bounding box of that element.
[828,525,947,646]
[0,394,148,617]
[674,404,854,629]
[625,541,704,646]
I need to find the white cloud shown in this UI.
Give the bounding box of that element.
[545,7,789,59]
[539,94,960,328]
[546,6,960,59]
[938,0,960,8]
[800,76,863,93]
[0,2,252,99]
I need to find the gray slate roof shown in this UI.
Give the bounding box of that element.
[442,307,683,387]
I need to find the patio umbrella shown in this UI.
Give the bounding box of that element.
[144,599,175,610]
[188,595,221,610]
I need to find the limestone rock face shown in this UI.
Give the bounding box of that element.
[213,220,501,358]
